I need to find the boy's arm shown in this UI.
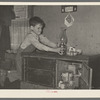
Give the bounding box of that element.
[30,38,60,53]
[39,35,57,48]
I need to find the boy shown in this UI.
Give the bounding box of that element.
[16,16,62,80]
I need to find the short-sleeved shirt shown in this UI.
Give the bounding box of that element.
[20,31,57,51]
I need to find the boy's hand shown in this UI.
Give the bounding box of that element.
[56,47,64,55]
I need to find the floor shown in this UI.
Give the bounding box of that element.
[0,78,20,89]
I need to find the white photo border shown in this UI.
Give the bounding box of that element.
[0,2,100,98]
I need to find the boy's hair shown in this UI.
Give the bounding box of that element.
[29,16,45,28]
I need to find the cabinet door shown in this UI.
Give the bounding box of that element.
[22,57,56,88]
[79,62,92,89]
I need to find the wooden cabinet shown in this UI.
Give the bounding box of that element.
[21,51,92,89]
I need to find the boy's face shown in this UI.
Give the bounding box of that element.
[31,24,43,35]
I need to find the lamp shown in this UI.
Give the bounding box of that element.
[59,27,68,55]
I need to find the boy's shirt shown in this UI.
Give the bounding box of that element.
[20,31,57,51]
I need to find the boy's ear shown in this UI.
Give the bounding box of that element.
[30,26,34,30]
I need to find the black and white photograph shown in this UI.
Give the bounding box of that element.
[0,3,100,91]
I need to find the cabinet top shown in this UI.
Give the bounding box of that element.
[21,50,89,63]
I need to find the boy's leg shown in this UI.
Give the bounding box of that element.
[16,53,22,80]
[15,48,23,80]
